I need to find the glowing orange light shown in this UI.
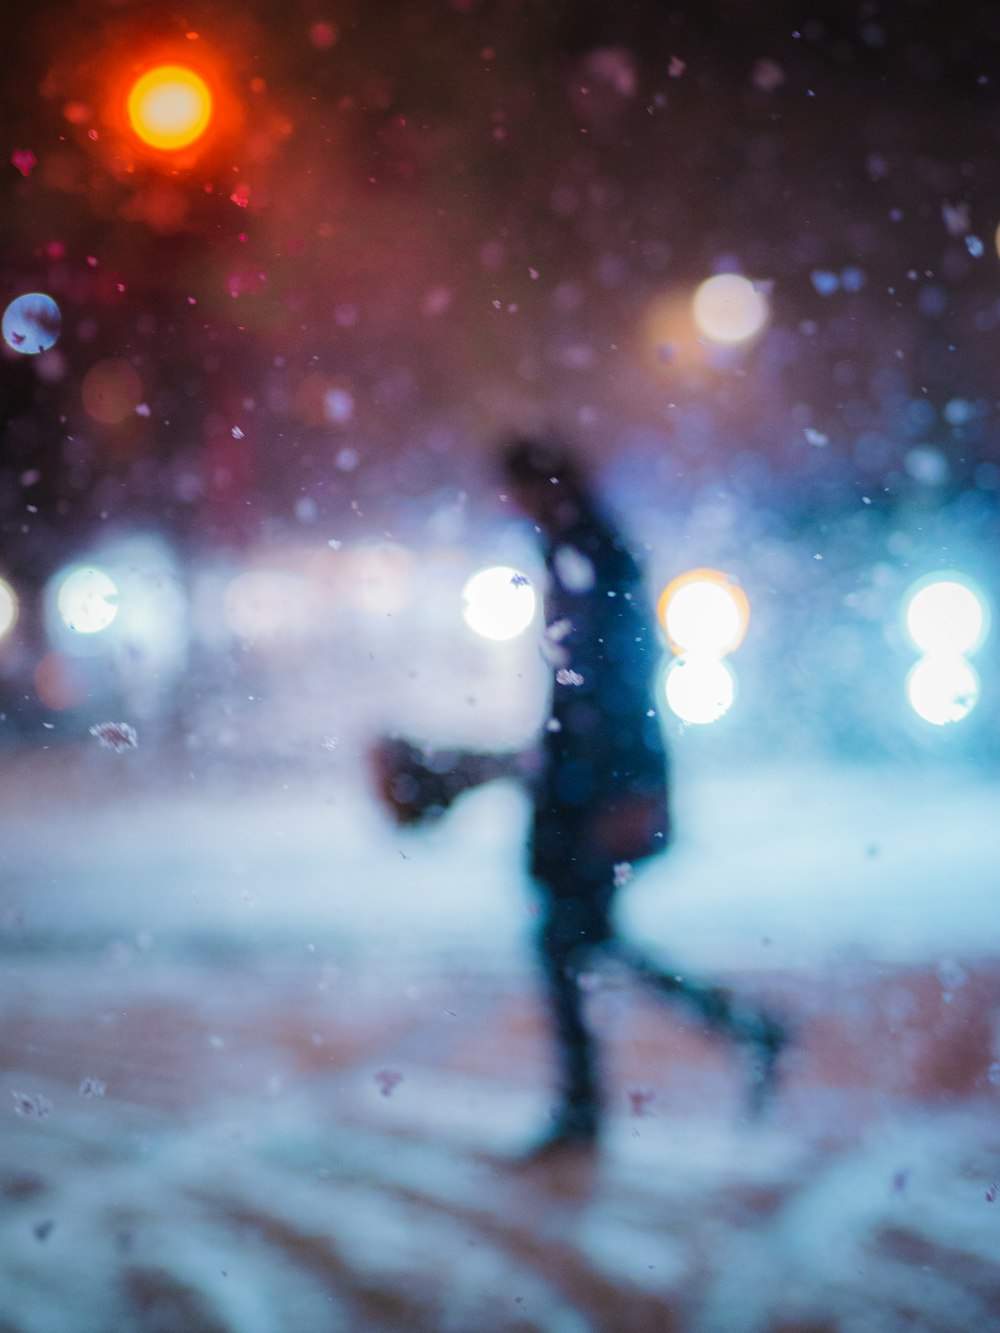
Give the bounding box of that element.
[126,65,213,151]
[692,274,769,344]
[657,568,750,657]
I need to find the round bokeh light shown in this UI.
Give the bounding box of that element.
[905,654,980,726]
[663,655,736,725]
[82,358,143,425]
[56,566,119,634]
[692,273,768,344]
[462,566,536,641]
[2,293,61,355]
[657,568,749,657]
[0,577,18,639]
[904,574,989,657]
[127,64,214,151]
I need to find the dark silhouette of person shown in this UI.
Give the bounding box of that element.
[499,435,788,1158]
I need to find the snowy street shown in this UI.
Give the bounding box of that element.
[3,0,1000,1327]
[2,741,998,1332]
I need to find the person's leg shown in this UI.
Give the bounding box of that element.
[614,942,789,1112]
[529,877,616,1149]
[537,918,599,1139]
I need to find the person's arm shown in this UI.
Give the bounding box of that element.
[369,737,536,827]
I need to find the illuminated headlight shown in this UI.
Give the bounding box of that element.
[663,655,737,726]
[902,573,989,727]
[462,566,536,642]
[905,655,980,727]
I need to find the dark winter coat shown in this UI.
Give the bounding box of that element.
[530,504,670,887]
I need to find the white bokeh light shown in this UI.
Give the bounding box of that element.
[664,579,746,657]
[462,566,537,641]
[663,655,736,725]
[0,578,18,640]
[55,566,119,634]
[904,575,989,656]
[906,654,980,726]
[692,273,769,344]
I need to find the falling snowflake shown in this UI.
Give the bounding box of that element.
[231,426,245,440]
[553,545,595,592]
[509,572,531,588]
[752,58,785,91]
[89,722,138,753]
[585,47,638,97]
[374,1069,402,1097]
[613,862,634,888]
[941,200,970,237]
[12,1092,52,1120]
[78,1077,106,1098]
[422,285,452,316]
[12,149,37,177]
[541,619,572,668]
[321,735,339,752]
[309,20,338,49]
[667,55,686,77]
[987,1061,1000,1087]
[556,668,584,686]
[804,427,829,447]
[965,234,984,258]
[810,270,839,296]
[627,1087,656,1117]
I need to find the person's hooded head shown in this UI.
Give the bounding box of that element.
[500,435,594,535]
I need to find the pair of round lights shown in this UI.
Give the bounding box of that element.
[663,571,994,730]
[658,570,749,726]
[903,575,989,727]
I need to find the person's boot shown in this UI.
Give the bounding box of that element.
[516,1102,599,1164]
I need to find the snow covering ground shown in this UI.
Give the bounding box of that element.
[1,741,998,1332]
[2,740,998,970]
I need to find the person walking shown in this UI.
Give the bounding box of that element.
[499,435,788,1159]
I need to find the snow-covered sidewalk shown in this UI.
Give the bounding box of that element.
[2,950,999,1333]
[1,742,998,1331]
